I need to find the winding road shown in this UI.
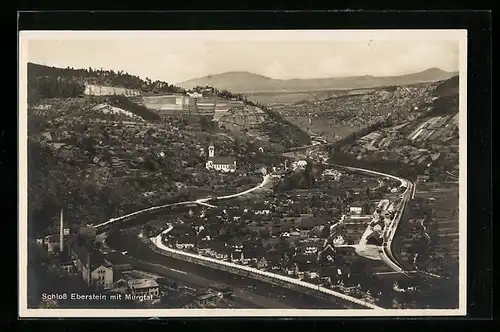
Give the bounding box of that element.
[96,173,380,309]
[94,175,272,230]
[93,134,413,309]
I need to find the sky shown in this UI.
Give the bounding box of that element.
[25,31,460,84]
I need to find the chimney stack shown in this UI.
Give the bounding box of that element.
[59,209,64,251]
[87,250,92,287]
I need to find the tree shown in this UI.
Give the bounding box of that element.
[351,258,367,274]
[321,225,331,238]
[363,202,371,215]
[258,228,270,239]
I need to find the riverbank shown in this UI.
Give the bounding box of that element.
[105,231,359,309]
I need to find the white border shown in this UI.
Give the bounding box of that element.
[18,30,468,318]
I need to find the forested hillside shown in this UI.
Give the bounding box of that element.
[27,62,186,104]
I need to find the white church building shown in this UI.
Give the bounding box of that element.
[205,142,237,172]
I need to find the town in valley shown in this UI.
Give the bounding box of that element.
[23,33,462,312]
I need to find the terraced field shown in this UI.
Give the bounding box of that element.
[414,184,460,257]
[395,182,459,276]
[284,116,361,141]
[406,114,459,142]
[217,106,267,132]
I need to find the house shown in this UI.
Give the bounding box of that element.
[187,92,203,98]
[230,251,244,263]
[128,278,160,298]
[71,241,114,289]
[196,241,212,255]
[175,236,196,250]
[349,206,363,215]
[196,292,222,306]
[41,131,53,142]
[203,86,216,94]
[205,142,237,172]
[291,160,307,171]
[319,266,346,282]
[59,248,74,273]
[256,257,268,269]
[43,235,61,254]
[416,175,430,183]
[304,271,319,280]
[317,243,336,264]
[229,245,244,262]
[91,265,114,289]
[109,278,129,293]
[332,234,346,246]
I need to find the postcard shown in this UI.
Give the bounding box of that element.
[18,29,467,317]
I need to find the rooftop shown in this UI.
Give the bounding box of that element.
[71,241,108,271]
[112,264,133,272]
[208,156,236,164]
[198,292,220,300]
[129,278,159,290]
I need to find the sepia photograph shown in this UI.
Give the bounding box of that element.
[18,29,467,317]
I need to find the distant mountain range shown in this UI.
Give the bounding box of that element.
[177,68,459,93]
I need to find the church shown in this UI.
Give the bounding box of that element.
[205,142,237,172]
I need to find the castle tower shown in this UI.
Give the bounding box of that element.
[208,142,215,158]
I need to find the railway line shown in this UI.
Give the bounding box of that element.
[300,141,414,275]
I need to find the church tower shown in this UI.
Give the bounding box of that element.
[208,142,215,158]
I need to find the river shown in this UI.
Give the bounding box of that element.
[105,230,365,309]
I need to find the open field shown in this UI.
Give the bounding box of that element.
[342,222,369,244]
